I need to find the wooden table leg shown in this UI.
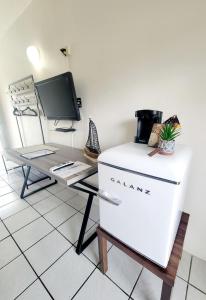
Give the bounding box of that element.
[160,282,173,300]
[97,229,108,273]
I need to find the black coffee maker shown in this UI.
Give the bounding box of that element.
[135,110,163,144]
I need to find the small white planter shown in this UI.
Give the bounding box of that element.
[158,139,175,155]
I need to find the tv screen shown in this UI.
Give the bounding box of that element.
[35,72,80,120]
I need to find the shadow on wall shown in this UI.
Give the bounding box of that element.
[0,100,11,150]
[120,119,137,144]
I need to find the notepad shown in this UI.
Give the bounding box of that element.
[21,149,55,160]
[50,161,94,185]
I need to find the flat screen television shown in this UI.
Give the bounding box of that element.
[35,72,80,120]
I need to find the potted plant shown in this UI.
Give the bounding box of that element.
[158,123,180,155]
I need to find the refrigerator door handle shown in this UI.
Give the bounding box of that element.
[98,190,122,206]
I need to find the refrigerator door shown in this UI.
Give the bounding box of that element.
[98,163,183,268]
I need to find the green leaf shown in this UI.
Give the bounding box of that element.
[160,123,180,141]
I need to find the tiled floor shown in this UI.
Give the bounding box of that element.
[0,161,205,299]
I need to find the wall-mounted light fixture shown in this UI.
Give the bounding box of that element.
[26,46,41,68]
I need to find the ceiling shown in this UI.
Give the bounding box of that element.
[0,0,32,40]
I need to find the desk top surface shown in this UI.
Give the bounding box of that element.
[6,143,97,185]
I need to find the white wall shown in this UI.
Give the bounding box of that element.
[0,0,206,260]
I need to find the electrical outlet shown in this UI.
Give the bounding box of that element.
[77,98,82,108]
[60,46,71,57]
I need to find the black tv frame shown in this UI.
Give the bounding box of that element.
[35,72,80,121]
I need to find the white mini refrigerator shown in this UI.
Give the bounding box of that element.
[98,143,191,268]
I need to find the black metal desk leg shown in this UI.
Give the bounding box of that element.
[20,165,57,199]
[76,193,94,254]
[21,165,26,178]
[20,166,31,198]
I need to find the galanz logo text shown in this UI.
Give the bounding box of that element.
[110,178,151,195]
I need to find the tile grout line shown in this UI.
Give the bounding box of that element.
[6,215,42,236]
[36,244,74,278]
[10,223,97,298]
[185,255,193,300]
[24,190,98,249]
[2,178,98,250]
[177,273,206,295]
[16,227,56,253]
[1,221,55,300]
[103,272,131,298]
[1,181,97,252]
[0,197,22,210]
[71,267,98,300]
[93,244,140,299]
[5,176,93,227]
[0,246,22,271]
[14,278,40,300]
[188,283,206,296]
[13,187,98,269]
[0,190,14,198]
[0,172,132,299]
[128,267,144,299]
[1,180,76,224]
[18,190,104,299]
[1,204,31,222]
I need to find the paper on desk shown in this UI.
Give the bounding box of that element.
[16,144,59,154]
[50,161,94,186]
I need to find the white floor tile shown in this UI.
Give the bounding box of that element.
[74,268,128,300]
[0,221,9,241]
[0,236,21,269]
[106,246,142,295]
[132,269,187,300]
[25,230,71,275]
[46,183,65,194]
[58,212,95,243]
[66,195,87,210]
[56,188,77,202]
[44,203,77,227]
[171,276,188,299]
[0,180,9,188]
[8,178,24,190]
[4,206,40,233]
[177,250,192,281]
[190,256,206,293]
[0,191,19,208]
[0,255,36,300]
[25,190,51,205]
[4,161,21,170]
[13,217,53,251]
[41,247,95,300]
[2,173,23,184]
[33,195,63,215]
[16,280,52,300]
[187,285,206,300]
[0,185,13,196]
[0,200,29,220]
[0,169,6,176]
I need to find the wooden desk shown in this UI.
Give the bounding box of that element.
[6,143,98,254]
[6,143,97,186]
[97,212,189,300]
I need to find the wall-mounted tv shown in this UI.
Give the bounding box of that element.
[35,72,80,120]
